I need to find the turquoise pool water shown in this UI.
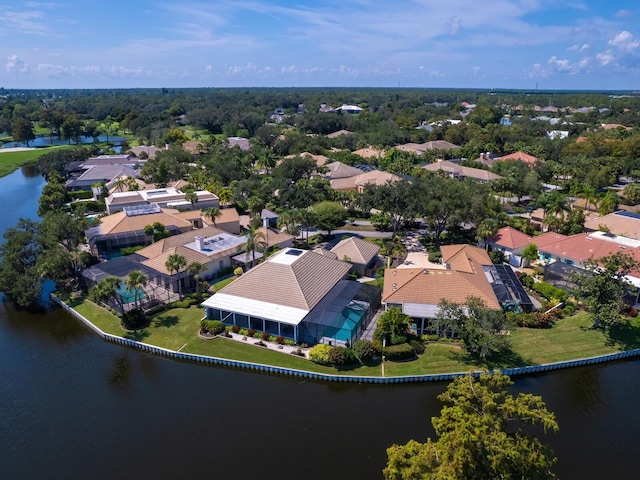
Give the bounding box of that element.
[324,303,367,342]
[116,285,146,304]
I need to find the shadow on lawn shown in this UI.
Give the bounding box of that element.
[124,330,150,342]
[153,315,179,328]
[605,322,640,350]
[450,346,536,370]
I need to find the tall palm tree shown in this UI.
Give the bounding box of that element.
[89,276,124,316]
[296,208,318,246]
[187,261,206,296]
[203,207,221,226]
[476,218,500,250]
[242,226,267,268]
[217,187,232,207]
[599,190,619,216]
[165,253,187,298]
[125,270,147,310]
[112,176,127,193]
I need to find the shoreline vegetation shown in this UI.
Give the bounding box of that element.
[62,295,640,378]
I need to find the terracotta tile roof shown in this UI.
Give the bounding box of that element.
[382,267,500,310]
[97,208,194,235]
[440,244,492,273]
[496,151,541,165]
[203,207,240,225]
[536,232,640,264]
[330,236,380,265]
[488,227,533,250]
[353,170,402,188]
[182,141,209,155]
[140,246,212,275]
[584,211,640,240]
[219,248,351,310]
[531,232,568,248]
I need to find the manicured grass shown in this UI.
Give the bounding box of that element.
[0,148,56,177]
[66,297,640,377]
[212,276,237,291]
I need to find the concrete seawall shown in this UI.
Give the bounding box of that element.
[52,294,640,383]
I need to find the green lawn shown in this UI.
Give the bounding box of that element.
[0,148,56,177]
[67,297,640,377]
[212,276,237,291]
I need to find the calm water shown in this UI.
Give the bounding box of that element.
[1,168,640,479]
[1,135,126,149]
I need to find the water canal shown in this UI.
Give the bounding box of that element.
[0,167,639,479]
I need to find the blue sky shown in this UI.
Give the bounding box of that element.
[2,0,640,89]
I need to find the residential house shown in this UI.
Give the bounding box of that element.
[86,205,195,258]
[283,152,329,166]
[486,226,535,267]
[422,160,502,182]
[65,164,138,191]
[203,207,241,235]
[336,105,363,114]
[227,137,251,151]
[352,147,385,159]
[329,170,403,193]
[326,130,353,139]
[202,247,381,345]
[105,187,219,215]
[128,146,163,159]
[584,211,640,240]
[330,236,381,276]
[382,244,533,335]
[324,161,363,180]
[494,151,541,167]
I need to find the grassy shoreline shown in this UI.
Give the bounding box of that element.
[68,296,640,377]
[0,148,52,178]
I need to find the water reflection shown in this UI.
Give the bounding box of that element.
[107,354,132,390]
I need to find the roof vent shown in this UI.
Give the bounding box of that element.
[392,270,397,276]
[392,283,397,291]
[423,269,428,274]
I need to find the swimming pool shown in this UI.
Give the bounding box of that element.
[116,284,146,304]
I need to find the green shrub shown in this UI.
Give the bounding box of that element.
[390,333,407,345]
[284,339,296,346]
[327,346,353,365]
[506,311,554,329]
[383,343,415,361]
[352,339,375,362]
[200,319,225,335]
[561,302,577,316]
[217,266,234,277]
[421,334,440,342]
[532,281,569,302]
[428,251,442,263]
[70,190,94,200]
[121,308,147,330]
[239,328,248,336]
[309,344,333,364]
[121,245,143,256]
[145,305,165,316]
[253,332,262,339]
[410,339,426,355]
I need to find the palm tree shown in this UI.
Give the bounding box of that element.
[165,253,187,298]
[242,226,267,268]
[203,207,221,226]
[476,218,500,250]
[125,270,147,310]
[112,176,127,193]
[187,261,206,296]
[255,150,277,173]
[296,208,318,246]
[89,276,124,316]
[599,190,619,216]
[217,187,232,207]
[547,191,570,218]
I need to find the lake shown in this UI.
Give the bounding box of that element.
[1,135,126,149]
[0,167,639,479]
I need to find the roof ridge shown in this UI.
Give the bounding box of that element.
[386,269,424,299]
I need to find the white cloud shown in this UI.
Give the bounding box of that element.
[615,9,631,18]
[548,56,572,72]
[6,54,29,72]
[609,31,640,53]
[596,50,615,66]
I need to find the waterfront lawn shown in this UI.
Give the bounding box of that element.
[0,148,53,177]
[69,298,640,377]
[509,312,632,364]
[184,338,383,376]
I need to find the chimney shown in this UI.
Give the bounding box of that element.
[263,217,269,228]
[195,235,205,250]
[165,143,169,150]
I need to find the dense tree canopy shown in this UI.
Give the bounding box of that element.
[384,372,559,480]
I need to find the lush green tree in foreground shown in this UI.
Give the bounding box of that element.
[310,201,347,237]
[384,372,559,480]
[571,252,638,329]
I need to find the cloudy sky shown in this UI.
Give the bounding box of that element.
[2,0,640,89]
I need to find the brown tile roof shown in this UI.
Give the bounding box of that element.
[394,143,426,154]
[203,207,240,226]
[422,160,501,181]
[383,244,499,309]
[98,208,194,235]
[312,248,339,260]
[219,249,351,310]
[329,170,403,191]
[423,140,461,150]
[141,246,212,275]
[325,161,363,179]
[182,141,208,155]
[382,267,500,310]
[352,147,385,158]
[584,211,640,239]
[284,152,329,166]
[136,225,225,259]
[488,227,533,250]
[257,227,295,249]
[330,236,380,265]
[326,129,352,139]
